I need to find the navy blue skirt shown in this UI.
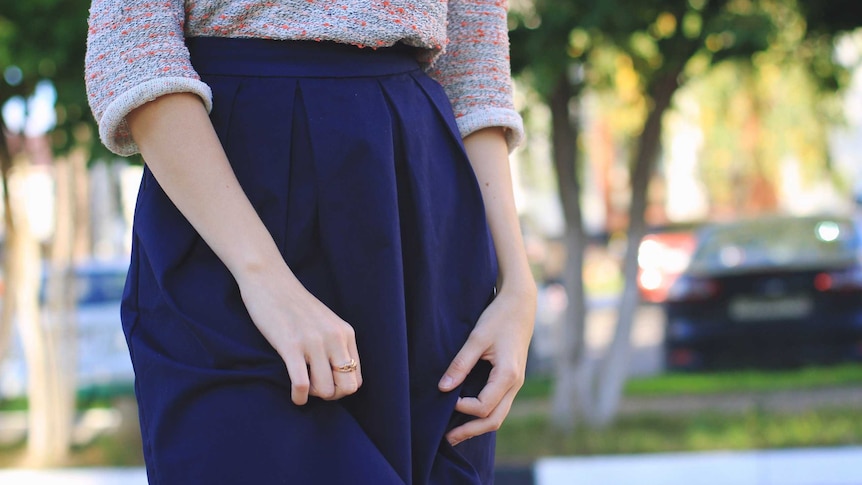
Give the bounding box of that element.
[122,37,498,484]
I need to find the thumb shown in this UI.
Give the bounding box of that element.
[439,335,484,392]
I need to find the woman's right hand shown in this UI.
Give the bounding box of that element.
[128,93,362,406]
[236,264,363,405]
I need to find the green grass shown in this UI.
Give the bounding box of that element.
[502,364,862,463]
[517,363,862,400]
[496,407,862,462]
[4,366,862,467]
[5,404,859,467]
[4,405,860,467]
[0,396,27,412]
[0,432,145,468]
[0,393,144,468]
[626,364,862,396]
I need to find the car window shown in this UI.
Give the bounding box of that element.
[689,217,860,272]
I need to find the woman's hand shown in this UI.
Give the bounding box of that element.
[438,278,536,445]
[236,266,362,406]
[440,126,536,445]
[128,93,362,406]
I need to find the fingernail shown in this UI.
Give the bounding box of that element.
[439,376,453,390]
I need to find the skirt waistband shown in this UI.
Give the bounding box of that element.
[186,37,421,78]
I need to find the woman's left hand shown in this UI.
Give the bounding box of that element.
[444,126,535,445]
[438,278,536,446]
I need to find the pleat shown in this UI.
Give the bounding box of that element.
[377,72,498,485]
[298,76,414,483]
[223,77,296,248]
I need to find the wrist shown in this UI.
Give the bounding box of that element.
[230,249,295,290]
[496,268,537,300]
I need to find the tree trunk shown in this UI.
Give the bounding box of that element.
[548,74,591,430]
[0,121,16,364]
[5,148,78,466]
[72,150,90,261]
[6,158,57,465]
[41,151,79,464]
[589,71,681,426]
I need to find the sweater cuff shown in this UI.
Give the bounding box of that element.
[98,77,213,157]
[455,108,525,153]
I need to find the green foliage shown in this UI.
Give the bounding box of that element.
[0,0,104,156]
[511,0,861,119]
[510,0,779,94]
[800,0,862,36]
[509,0,589,97]
[509,0,860,220]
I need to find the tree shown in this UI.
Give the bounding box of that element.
[509,0,595,428]
[583,0,779,428]
[511,0,858,429]
[0,0,94,465]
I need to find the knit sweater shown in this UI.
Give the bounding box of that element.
[85,0,524,156]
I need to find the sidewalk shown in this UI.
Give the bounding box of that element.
[0,468,147,484]
[536,446,862,485]
[1,447,860,484]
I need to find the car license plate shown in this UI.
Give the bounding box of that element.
[729,296,813,321]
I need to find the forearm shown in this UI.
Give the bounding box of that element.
[127,93,295,286]
[441,128,535,444]
[462,128,535,294]
[128,92,362,404]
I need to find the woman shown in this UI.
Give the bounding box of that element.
[85,1,535,483]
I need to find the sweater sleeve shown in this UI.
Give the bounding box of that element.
[85,0,212,156]
[429,0,524,152]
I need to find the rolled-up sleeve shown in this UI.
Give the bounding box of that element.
[85,0,212,156]
[429,0,524,151]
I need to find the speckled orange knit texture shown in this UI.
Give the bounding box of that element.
[85,0,523,156]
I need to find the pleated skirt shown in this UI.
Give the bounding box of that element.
[121,37,498,484]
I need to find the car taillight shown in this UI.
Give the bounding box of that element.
[814,267,862,292]
[666,276,720,302]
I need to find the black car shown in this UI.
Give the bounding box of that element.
[663,214,862,371]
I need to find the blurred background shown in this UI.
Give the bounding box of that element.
[1,0,862,483]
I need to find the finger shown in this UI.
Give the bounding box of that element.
[308,348,336,400]
[346,333,363,389]
[439,334,485,392]
[330,354,360,399]
[446,388,518,446]
[284,353,311,406]
[326,325,360,399]
[454,362,522,417]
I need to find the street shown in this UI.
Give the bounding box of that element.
[584,301,666,377]
[529,294,667,378]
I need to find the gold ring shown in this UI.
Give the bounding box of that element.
[333,359,357,373]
